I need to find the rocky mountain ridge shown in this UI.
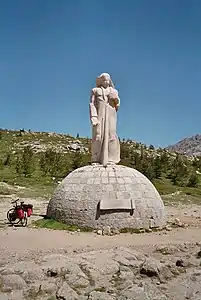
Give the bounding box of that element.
[167,134,201,157]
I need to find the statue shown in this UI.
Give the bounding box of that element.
[89,73,120,166]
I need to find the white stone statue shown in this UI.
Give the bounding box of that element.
[89,73,120,166]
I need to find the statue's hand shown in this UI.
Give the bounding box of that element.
[91,117,99,126]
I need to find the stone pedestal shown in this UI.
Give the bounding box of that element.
[47,165,166,230]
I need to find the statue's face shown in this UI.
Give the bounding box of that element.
[96,73,112,88]
[102,75,110,88]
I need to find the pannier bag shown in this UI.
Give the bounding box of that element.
[16,206,24,219]
[27,204,33,217]
[23,204,33,217]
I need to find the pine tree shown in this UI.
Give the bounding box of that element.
[15,156,23,175]
[39,149,63,177]
[71,150,84,170]
[187,173,199,187]
[153,156,162,179]
[21,146,35,177]
[168,154,188,186]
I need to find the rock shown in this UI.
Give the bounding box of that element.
[0,260,6,267]
[165,271,201,300]
[102,226,111,236]
[57,282,79,300]
[116,278,133,291]
[97,230,103,235]
[69,143,80,151]
[1,243,201,300]
[79,256,119,294]
[166,262,186,276]
[176,259,185,267]
[119,285,148,300]
[174,218,181,224]
[155,226,163,231]
[140,258,161,277]
[41,258,82,278]
[64,268,90,290]
[174,218,184,227]
[68,275,89,291]
[186,257,200,267]
[0,274,27,291]
[111,228,120,235]
[7,291,25,300]
[88,291,114,300]
[25,280,57,297]
[155,245,177,255]
[165,225,172,231]
[114,255,142,275]
[42,254,68,262]
[158,265,174,283]
[0,261,45,283]
[196,250,201,258]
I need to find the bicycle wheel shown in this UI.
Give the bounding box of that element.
[7,208,21,225]
[21,212,28,227]
[7,208,14,222]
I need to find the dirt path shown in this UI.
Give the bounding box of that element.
[1,195,201,262]
[1,226,201,252]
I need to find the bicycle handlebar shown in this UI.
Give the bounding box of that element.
[11,198,19,204]
[11,199,24,205]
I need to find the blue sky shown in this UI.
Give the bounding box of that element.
[0,0,201,147]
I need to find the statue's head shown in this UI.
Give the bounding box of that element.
[96,73,115,88]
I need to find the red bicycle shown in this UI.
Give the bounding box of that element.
[7,199,33,227]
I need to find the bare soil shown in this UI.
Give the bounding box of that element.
[0,194,201,260]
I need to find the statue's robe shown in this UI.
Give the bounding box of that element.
[90,86,120,166]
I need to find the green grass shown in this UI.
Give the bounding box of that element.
[153,178,201,205]
[153,179,179,195]
[16,186,54,198]
[1,130,201,204]
[0,164,57,198]
[162,193,201,205]
[31,218,93,232]
[0,183,15,195]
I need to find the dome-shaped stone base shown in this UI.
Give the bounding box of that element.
[47,165,166,229]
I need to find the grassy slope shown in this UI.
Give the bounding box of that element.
[0,131,75,197]
[0,130,201,204]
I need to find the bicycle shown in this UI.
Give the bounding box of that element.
[7,199,33,227]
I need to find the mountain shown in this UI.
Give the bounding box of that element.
[167,134,201,157]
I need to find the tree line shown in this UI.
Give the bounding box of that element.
[0,142,200,188]
[120,142,200,187]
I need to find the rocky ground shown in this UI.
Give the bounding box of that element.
[1,194,201,299]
